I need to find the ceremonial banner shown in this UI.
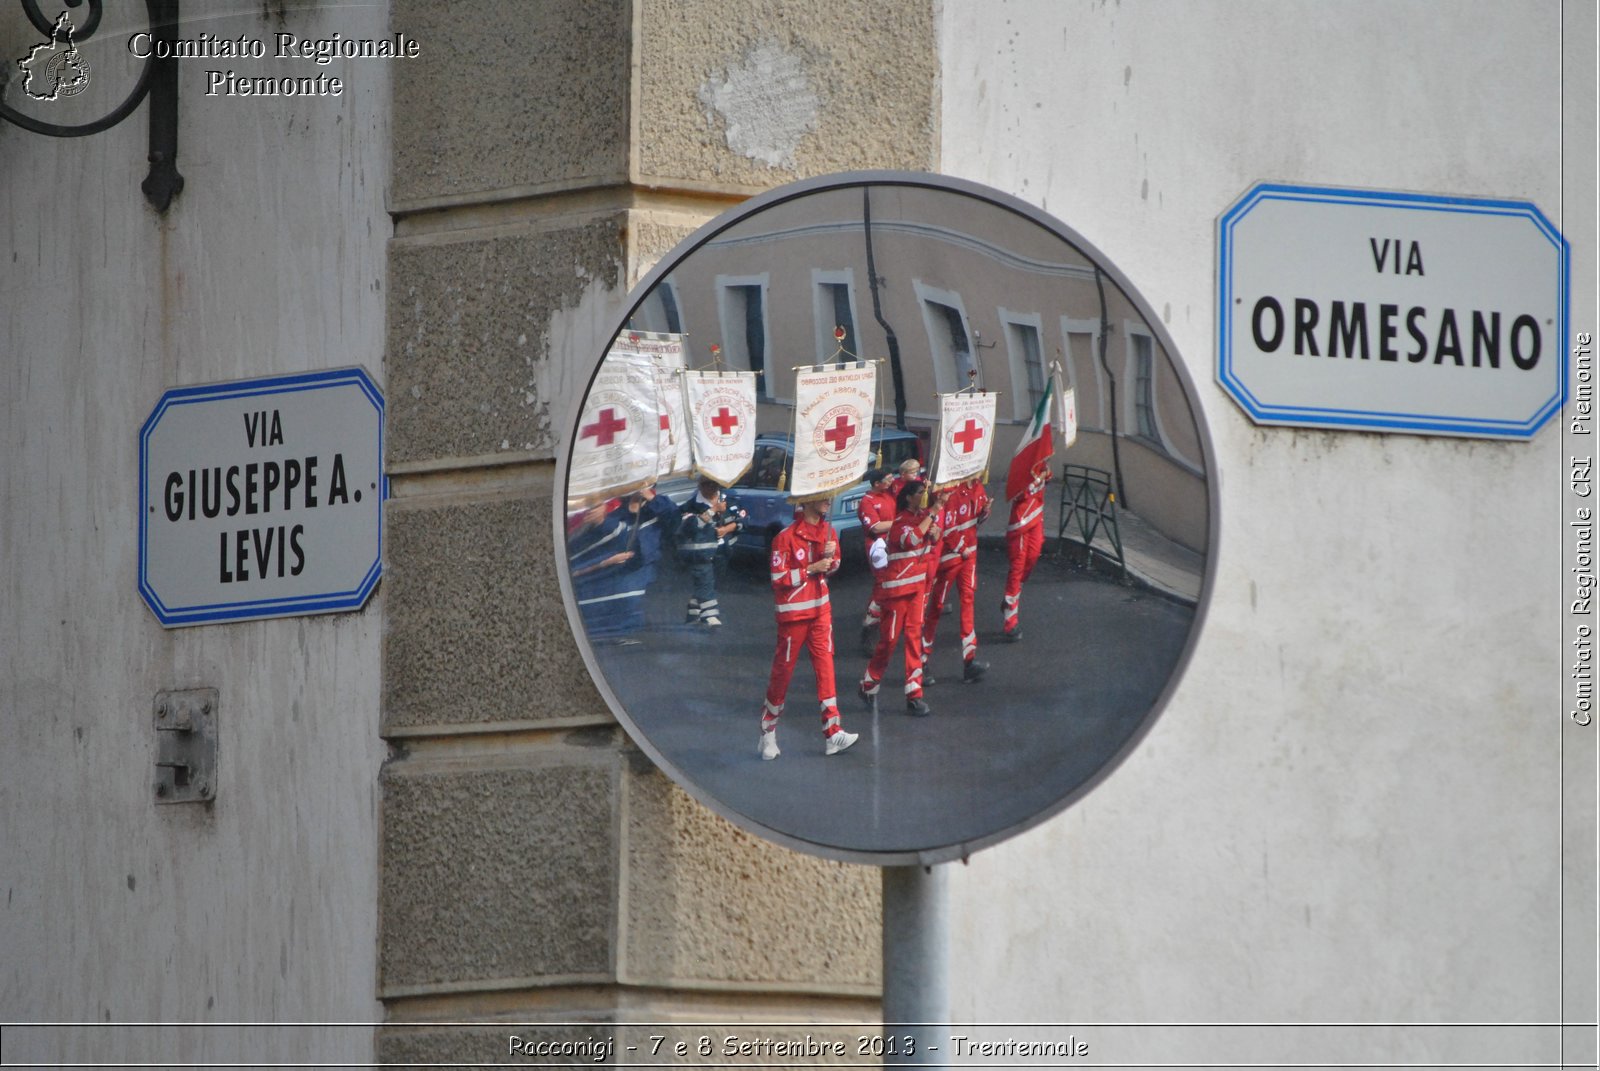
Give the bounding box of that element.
[931,390,997,487]
[569,348,661,505]
[610,331,692,479]
[685,370,759,487]
[790,363,877,501]
[1059,380,1079,450]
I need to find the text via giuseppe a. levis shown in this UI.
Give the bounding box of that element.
[504,1030,1090,1065]
[1571,330,1597,729]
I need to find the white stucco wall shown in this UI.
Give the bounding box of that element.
[0,3,390,1063]
[942,0,1595,1060]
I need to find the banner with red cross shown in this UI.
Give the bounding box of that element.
[568,347,662,506]
[931,389,998,487]
[790,363,877,502]
[1058,380,1079,450]
[608,331,692,480]
[684,369,758,487]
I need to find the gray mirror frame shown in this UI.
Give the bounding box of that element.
[551,169,1222,866]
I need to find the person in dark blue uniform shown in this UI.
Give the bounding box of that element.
[570,487,676,640]
[678,479,739,627]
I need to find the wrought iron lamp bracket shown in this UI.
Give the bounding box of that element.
[0,0,183,212]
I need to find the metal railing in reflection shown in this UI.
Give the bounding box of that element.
[1056,462,1126,582]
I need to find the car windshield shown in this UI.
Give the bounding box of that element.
[736,443,790,490]
[874,436,919,472]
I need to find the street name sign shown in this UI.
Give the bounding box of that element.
[1217,183,1569,439]
[139,367,385,627]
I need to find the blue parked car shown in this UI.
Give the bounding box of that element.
[722,429,922,567]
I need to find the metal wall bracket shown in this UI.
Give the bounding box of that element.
[154,687,216,804]
[0,0,184,213]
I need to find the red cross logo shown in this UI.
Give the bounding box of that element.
[953,417,985,453]
[711,407,739,436]
[581,407,627,446]
[710,405,739,435]
[822,414,856,453]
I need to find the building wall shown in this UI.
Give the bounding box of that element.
[376,0,938,1061]
[646,181,1205,547]
[2,3,941,1061]
[0,2,391,1064]
[941,0,1595,1053]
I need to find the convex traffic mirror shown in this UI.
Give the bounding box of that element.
[555,172,1217,865]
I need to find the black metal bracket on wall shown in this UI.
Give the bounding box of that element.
[0,0,184,213]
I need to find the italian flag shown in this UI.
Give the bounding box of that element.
[1006,377,1055,501]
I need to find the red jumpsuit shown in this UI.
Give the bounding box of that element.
[763,515,846,739]
[1003,467,1050,637]
[861,507,937,700]
[857,486,896,629]
[924,482,988,667]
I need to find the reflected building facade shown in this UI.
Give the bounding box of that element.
[632,184,1208,554]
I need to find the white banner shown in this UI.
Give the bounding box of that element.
[932,390,998,486]
[685,370,759,487]
[790,363,877,500]
[1059,381,1078,450]
[569,347,661,505]
[610,331,692,479]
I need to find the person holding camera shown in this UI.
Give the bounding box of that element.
[678,479,740,628]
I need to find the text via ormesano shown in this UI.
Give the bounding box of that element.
[126,30,421,98]
[1247,239,1544,371]
[1217,184,1567,440]
[1571,331,1595,727]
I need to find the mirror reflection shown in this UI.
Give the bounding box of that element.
[562,178,1210,859]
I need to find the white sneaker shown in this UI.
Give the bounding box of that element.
[703,615,723,628]
[759,730,780,760]
[824,729,858,756]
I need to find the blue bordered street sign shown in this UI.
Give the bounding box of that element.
[1217,183,1568,439]
[138,367,385,627]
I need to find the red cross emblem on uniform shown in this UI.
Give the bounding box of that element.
[822,414,856,452]
[711,407,739,436]
[581,407,627,446]
[953,417,984,453]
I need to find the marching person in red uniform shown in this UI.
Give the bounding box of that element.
[760,496,858,760]
[855,467,896,656]
[1001,461,1051,641]
[922,477,990,683]
[859,479,945,717]
[887,457,923,500]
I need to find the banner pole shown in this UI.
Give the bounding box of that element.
[882,863,950,1068]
